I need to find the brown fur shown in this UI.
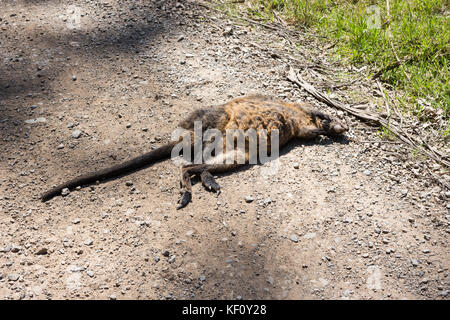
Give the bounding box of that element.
[41,95,348,208]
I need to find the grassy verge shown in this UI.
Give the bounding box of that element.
[219,0,449,135]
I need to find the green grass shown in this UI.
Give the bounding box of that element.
[221,0,449,135]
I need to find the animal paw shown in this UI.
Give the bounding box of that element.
[177,190,192,210]
[200,171,221,192]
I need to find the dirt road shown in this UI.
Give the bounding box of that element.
[0,0,448,299]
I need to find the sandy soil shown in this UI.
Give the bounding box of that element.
[0,0,448,300]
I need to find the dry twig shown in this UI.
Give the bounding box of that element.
[287,67,450,168]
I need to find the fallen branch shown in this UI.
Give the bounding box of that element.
[287,67,380,123]
[196,1,325,40]
[287,67,450,168]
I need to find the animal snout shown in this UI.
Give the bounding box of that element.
[333,121,348,134]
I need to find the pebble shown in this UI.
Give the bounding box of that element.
[411,259,419,267]
[223,26,233,36]
[61,188,70,197]
[290,235,299,243]
[35,248,48,255]
[245,195,254,203]
[71,129,82,139]
[303,232,316,239]
[24,117,46,124]
[84,239,93,246]
[293,162,299,169]
[8,274,19,281]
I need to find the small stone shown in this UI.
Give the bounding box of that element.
[24,118,46,124]
[168,255,176,264]
[84,239,93,246]
[290,235,299,243]
[69,265,85,272]
[11,246,21,253]
[86,270,94,277]
[303,232,316,239]
[154,256,160,263]
[35,248,48,255]
[200,275,206,282]
[162,250,170,257]
[363,170,371,176]
[223,26,233,36]
[57,143,64,149]
[8,274,19,281]
[245,195,254,203]
[61,188,70,197]
[71,129,82,139]
[186,230,194,237]
[72,75,77,81]
[400,189,408,197]
[293,163,300,169]
[411,259,419,267]
[109,295,116,300]
[125,181,133,186]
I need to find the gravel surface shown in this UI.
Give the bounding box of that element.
[0,0,448,300]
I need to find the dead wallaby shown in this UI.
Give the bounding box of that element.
[41,95,348,208]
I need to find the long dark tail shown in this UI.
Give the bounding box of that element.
[41,142,177,202]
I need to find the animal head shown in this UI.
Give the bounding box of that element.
[317,115,348,136]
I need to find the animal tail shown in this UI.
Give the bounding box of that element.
[40,141,177,202]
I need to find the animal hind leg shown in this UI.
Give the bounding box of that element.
[176,163,242,209]
[177,164,208,210]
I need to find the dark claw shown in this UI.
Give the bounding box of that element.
[201,172,221,192]
[177,190,192,210]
